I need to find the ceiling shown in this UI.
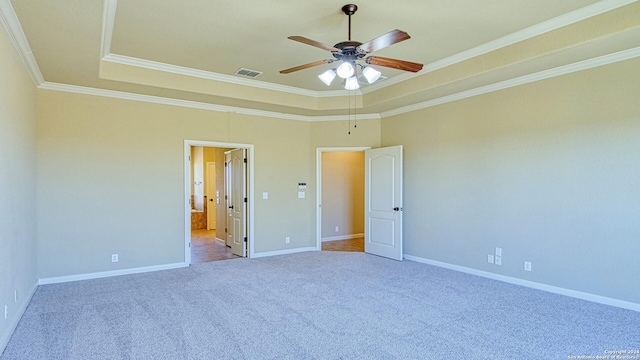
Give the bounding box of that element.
[4,0,640,119]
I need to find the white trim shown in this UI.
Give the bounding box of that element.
[322,233,364,242]
[251,247,317,259]
[404,255,640,313]
[98,0,635,98]
[0,0,44,85]
[100,0,117,58]
[38,263,188,285]
[308,113,380,122]
[0,281,38,355]
[184,140,256,261]
[215,237,226,245]
[37,82,378,122]
[103,53,353,98]
[361,0,639,94]
[38,45,640,122]
[381,46,640,118]
[316,147,370,251]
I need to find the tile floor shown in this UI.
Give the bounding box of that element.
[191,229,240,263]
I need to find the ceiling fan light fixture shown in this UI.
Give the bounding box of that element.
[362,66,382,84]
[318,69,337,86]
[344,76,360,90]
[336,61,355,79]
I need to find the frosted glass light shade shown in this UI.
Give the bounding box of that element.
[336,61,355,78]
[318,69,336,86]
[362,66,382,84]
[344,76,360,90]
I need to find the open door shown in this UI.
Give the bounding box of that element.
[206,162,216,230]
[227,148,247,257]
[364,145,403,260]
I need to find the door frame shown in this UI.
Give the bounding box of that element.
[315,147,370,251]
[184,140,255,264]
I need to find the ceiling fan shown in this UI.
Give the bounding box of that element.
[280,4,423,90]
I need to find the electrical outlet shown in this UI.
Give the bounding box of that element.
[335,226,339,232]
[495,256,502,266]
[487,254,494,264]
[495,247,502,257]
[285,237,290,244]
[524,261,532,271]
[111,254,119,263]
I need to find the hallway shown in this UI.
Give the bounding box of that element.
[191,230,240,263]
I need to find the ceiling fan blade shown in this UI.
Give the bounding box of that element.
[358,29,411,53]
[280,60,330,74]
[288,36,340,52]
[366,56,423,73]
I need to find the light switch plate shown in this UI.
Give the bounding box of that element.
[298,192,305,199]
[262,192,268,199]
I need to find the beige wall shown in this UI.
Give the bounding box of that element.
[381,58,640,304]
[0,26,38,352]
[321,152,365,239]
[35,91,382,278]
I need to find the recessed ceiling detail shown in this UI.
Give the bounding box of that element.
[4,0,640,119]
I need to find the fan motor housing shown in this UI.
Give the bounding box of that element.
[333,41,366,62]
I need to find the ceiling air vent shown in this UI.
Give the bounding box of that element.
[235,68,263,78]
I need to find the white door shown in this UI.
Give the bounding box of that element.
[225,152,231,246]
[227,148,247,257]
[206,162,216,230]
[364,145,403,260]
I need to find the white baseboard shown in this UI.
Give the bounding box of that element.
[0,280,38,355]
[322,233,364,242]
[404,254,640,313]
[252,247,317,258]
[215,237,226,245]
[38,262,189,285]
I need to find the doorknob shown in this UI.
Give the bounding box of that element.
[393,207,400,211]
[229,205,234,209]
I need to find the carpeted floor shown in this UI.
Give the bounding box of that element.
[2,252,639,359]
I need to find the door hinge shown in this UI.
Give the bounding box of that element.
[243,158,247,163]
[224,162,227,167]
[225,195,228,200]
[244,237,247,242]
[244,197,247,203]
[225,228,227,233]
[189,242,191,248]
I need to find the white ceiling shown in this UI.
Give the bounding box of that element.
[4,0,640,118]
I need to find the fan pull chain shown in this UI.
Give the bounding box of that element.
[348,89,351,135]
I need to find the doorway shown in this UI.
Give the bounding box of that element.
[317,145,404,260]
[184,140,254,265]
[316,147,369,252]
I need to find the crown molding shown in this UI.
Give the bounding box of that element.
[40,46,640,122]
[99,0,638,98]
[381,46,640,118]
[102,53,356,98]
[362,0,639,94]
[0,0,44,86]
[100,0,117,58]
[98,0,354,98]
[37,82,377,122]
